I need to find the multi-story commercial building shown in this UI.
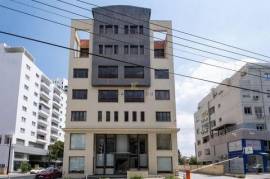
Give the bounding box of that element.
[194,63,270,173]
[0,43,67,171]
[63,5,178,177]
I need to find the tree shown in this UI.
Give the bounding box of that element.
[189,156,199,165]
[178,150,185,165]
[48,141,64,162]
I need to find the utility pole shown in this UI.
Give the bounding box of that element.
[6,136,12,175]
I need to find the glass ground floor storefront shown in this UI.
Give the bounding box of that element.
[94,134,148,175]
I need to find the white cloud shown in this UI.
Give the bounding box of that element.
[175,58,257,156]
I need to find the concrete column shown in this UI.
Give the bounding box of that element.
[171,131,178,174]
[148,132,157,175]
[85,132,94,175]
[62,132,70,176]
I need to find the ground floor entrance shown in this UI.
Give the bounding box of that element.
[94,134,148,175]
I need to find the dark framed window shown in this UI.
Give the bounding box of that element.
[105,25,113,34]
[72,89,87,100]
[98,90,118,102]
[73,68,88,78]
[98,66,118,78]
[114,45,119,54]
[130,45,139,55]
[157,134,172,150]
[154,49,165,58]
[124,66,144,78]
[124,90,144,102]
[106,111,110,122]
[114,25,118,34]
[114,111,118,122]
[140,45,144,55]
[132,111,137,122]
[80,48,89,57]
[124,111,129,122]
[98,111,102,122]
[156,112,171,122]
[99,25,104,34]
[124,25,129,34]
[141,111,145,122]
[69,156,85,173]
[99,45,103,54]
[71,111,86,121]
[124,45,129,54]
[139,25,143,34]
[155,90,170,100]
[244,107,252,115]
[155,69,169,79]
[104,45,113,55]
[130,25,138,34]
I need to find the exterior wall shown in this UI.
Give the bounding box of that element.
[63,7,178,177]
[0,44,67,171]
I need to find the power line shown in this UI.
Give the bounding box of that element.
[30,0,270,69]
[0,30,270,96]
[57,0,270,63]
[77,0,270,60]
[3,2,268,80]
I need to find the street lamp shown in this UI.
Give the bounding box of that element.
[6,135,12,175]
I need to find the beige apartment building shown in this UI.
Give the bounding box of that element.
[194,63,270,173]
[63,5,178,177]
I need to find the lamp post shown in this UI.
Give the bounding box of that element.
[6,136,12,175]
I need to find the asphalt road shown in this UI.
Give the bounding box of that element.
[179,173,270,179]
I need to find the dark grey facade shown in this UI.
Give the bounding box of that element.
[91,5,151,87]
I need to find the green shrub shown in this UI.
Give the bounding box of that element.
[165,176,175,179]
[130,175,143,179]
[20,161,31,173]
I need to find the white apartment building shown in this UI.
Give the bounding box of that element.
[63,5,178,178]
[0,43,67,172]
[194,63,270,173]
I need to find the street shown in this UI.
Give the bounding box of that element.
[180,173,270,179]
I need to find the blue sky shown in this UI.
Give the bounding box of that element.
[1,0,270,156]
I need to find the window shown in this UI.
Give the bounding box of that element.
[32,121,36,126]
[124,25,129,34]
[124,111,129,122]
[4,136,11,144]
[21,117,26,122]
[264,73,270,80]
[72,89,87,100]
[24,84,29,90]
[31,132,35,136]
[157,157,172,173]
[255,106,263,118]
[0,136,1,144]
[256,124,265,131]
[140,45,144,55]
[99,45,103,54]
[25,74,30,80]
[104,45,113,55]
[33,111,37,116]
[36,73,40,78]
[80,48,89,57]
[114,111,118,122]
[130,45,139,55]
[141,111,145,122]
[22,106,27,112]
[205,149,211,155]
[114,25,118,34]
[130,25,138,34]
[26,64,31,70]
[73,69,88,78]
[23,95,28,101]
[35,82,39,88]
[71,111,87,121]
[155,69,169,79]
[197,140,201,145]
[155,90,170,100]
[98,111,102,122]
[70,134,85,150]
[105,25,113,34]
[157,134,172,150]
[16,139,25,146]
[124,66,144,78]
[139,25,143,34]
[124,45,129,54]
[34,92,38,97]
[124,90,144,102]
[106,111,110,122]
[99,25,104,34]
[244,107,252,115]
[69,156,85,173]
[98,66,118,78]
[98,90,118,102]
[154,49,165,58]
[156,112,171,122]
[209,106,215,115]
[114,45,119,54]
[132,111,137,122]
[20,128,25,134]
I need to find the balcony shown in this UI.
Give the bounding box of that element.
[36,135,46,144]
[39,105,50,118]
[37,126,47,135]
[53,100,61,108]
[38,116,48,126]
[52,108,60,116]
[51,132,58,139]
[40,90,50,101]
[51,124,59,132]
[53,93,61,102]
[41,75,51,87]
